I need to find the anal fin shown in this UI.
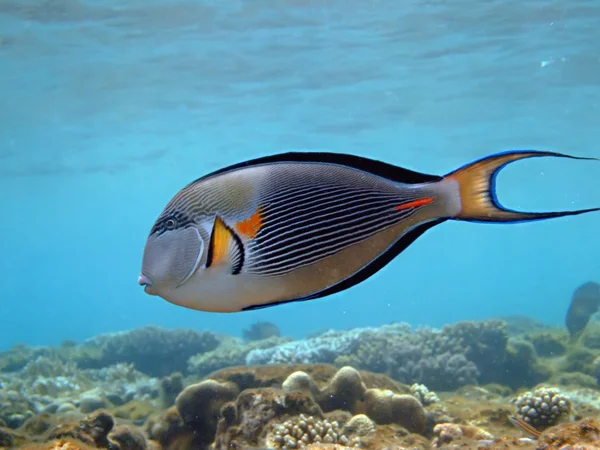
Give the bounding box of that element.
[206,216,245,275]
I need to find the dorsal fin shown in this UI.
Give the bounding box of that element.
[206,216,245,275]
[186,152,442,189]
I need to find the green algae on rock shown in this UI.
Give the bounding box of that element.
[523,330,569,358]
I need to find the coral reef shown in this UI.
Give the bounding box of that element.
[0,326,222,379]
[410,383,440,406]
[0,356,162,431]
[81,326,222,376]
[245,319,524,390]
[513,387,572,431]
[522,330,569,358]
[566,281,600,339]
[243,321,281,341]
[266,414,361,448]
[187,335,292,377]
[3,314,600,450]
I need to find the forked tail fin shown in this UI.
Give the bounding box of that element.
[444,150,599,223]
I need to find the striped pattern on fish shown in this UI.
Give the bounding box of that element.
[138,150,599,313]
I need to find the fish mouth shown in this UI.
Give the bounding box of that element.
[138,274,156,294]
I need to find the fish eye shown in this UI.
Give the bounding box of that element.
[164,217,178,230]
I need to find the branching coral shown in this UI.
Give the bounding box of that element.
[247,320,507,390]
[410,383,439,406]
[514,386,572,431]
[266,414,361,449]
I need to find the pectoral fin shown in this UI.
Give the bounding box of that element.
[206,216,245,275]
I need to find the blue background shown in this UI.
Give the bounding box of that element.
[1,0,598,348]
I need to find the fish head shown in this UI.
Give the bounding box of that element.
[139,208,209,301]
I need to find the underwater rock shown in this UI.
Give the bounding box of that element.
[46,410,115,447]
[362,389,426,433]
[79,388,110,414]
[500,315,554,336]
[559,346,599,376]
[175,379,239,446]
[212,389,324,449]
[298,446,357,450]
[112,400,155,423]
[55,403,78,415]
[13,410,157,450]
[523,330,569,357]
[109,424,148,450]
[431,422,493,448]
[317,367,367,413]
[145,406,187,449]
[19,412,60,436]
[282,371,321,398]
[158,372,183,409]
[0,426,27,447]
[580,322,600,350]
[549,371,598,389]
[566,282,600,339]
[0,345,37,373]
[0,389,36,429]
[499,338,552,389]
[242,321,281,341]
[536,417,600,449]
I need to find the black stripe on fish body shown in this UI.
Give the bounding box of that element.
[249,206,416,276]
[183,151,442,190]
[206,216,245,275]
[258,184,375,220]
[242,218,447,311]
[245,186,423,276]
[258,188,402,239]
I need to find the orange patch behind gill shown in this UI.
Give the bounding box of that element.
[234,206,264,239]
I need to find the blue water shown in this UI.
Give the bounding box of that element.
[1,0,599,349]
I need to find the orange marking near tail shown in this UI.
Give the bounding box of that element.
[235,206,264,239]
[395,197,434,211]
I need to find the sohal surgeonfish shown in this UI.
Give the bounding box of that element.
[138,150,599,312]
